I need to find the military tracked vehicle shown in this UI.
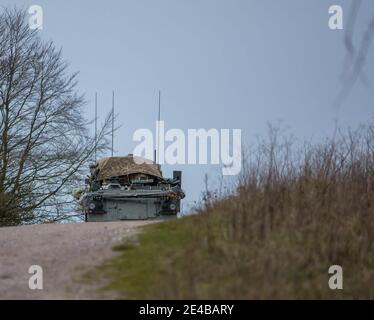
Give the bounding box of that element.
[75,154,185,222]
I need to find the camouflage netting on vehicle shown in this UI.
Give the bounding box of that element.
[96,155,162,180]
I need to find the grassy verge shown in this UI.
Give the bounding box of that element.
[94,215,218,299]
[94,209,374,299]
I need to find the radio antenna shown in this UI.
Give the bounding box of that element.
[111,90,114,157]
[157,90,161,164]
[95,92,98,162]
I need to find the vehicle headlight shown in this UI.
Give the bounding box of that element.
[89,202,96,210]
[169,203,176,211]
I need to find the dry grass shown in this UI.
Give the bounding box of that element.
[100,124,374,299]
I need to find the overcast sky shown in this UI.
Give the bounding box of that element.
[1,0,373,209]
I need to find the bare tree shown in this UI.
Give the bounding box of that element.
[0,8,112,226]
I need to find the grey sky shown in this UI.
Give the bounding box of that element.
[1,0,373,208]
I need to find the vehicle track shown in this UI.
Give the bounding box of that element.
[0,220,158,299]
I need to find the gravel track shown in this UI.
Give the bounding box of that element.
[0,220,157,299]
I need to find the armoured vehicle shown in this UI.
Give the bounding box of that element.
[75,154,185,222]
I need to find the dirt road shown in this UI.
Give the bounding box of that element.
[0,220,156,299]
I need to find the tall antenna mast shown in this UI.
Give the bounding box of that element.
[157,90,161,164]
[111,90,114,157]
[95,92,98,162]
